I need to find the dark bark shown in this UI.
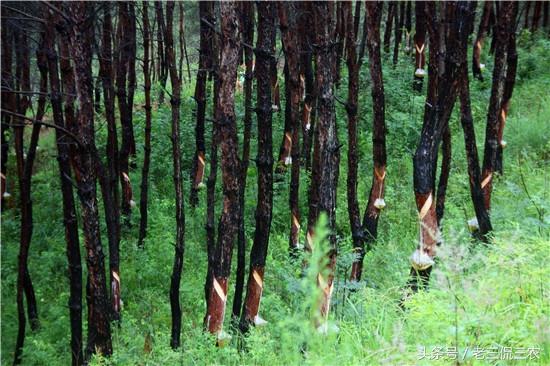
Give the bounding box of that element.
[232,1,255,322]
[13,29,41,366]
[178,3,191,83]
[138,3,153,248]
[190,2,214,206]
[393,1,405,65]
[409,2,475,287]
[543,2,549,29]
[98,3,122,321]
[473,1,493,81]
[241,1,275,330]
[45,12,84,364]
[482,2,517,211]
[307,1,339,323]
[457,47,493,240]
[155,2,168,104]
[404,1,412,53]
[413,2,427,91]
[66,2,112,357]
[531,1,542,32]
[204,1,242,338]
[116,2,134,218]
[436,126,451,225]
[495,26,518,175]
[279,2,302,253]
[351,2,387,282]
[383,2,396,54]
[161,1,186,349]
[344,1,363,281]
[300,2,316,172]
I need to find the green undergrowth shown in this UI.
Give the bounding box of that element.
[1,33,549,366]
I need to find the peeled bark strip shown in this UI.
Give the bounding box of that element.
[279,2,303,253]
[45,13,84,364]
[138,2,152,247]
[204,2,242,338]
[162,2,187,349]
[232,1,255,322]
[413,2,427,90]
[66,2,112,357]
[242,1,275,330]
[308,1,339,325]
[190,2,214,206]
[481,2,517,211]
[473,1,493,81]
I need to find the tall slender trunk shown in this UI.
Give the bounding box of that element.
[160,2,186,349]
[190,2,214,206]
[139,3,153,247]
[279,2,302,253]
[344,1,363,281]
[383,2,396,54]
[13,29,41,366]
[300,2,316,172]
[127,3,137,161]
[409,2,475,290]
[473,2,493,81]
[66,2,112,358]
[413,2,427,91]
[178,3,191,83]
[481,2,518,211]
[45,12,83,364]
[351,2,387,282]
[116,2,134,218]
[204,2,242,340]
[155,2,168,104]
[404,1,412,53]
[393,1,405,65]
[241,1,275,331]
[232,1,255,322]
[98,3,122,321]
[307,1,339,327]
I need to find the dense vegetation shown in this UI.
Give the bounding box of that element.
[1,2,549,365]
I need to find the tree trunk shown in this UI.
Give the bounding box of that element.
[45,12,84,364]
[344,1,363,281]
[308,1,339,327]
[383,2,396,54]
[409,2,475,289]
[66,2,112,358]
[155,2,168,104]
[190,2,214,206]
[116,2,135,218]
[481,2,518,211]
[232,1,255,323]
[279,2,303,253]
[160,2,187,349]
[13,29,41,365]
[139,2,153,248]
[241,1,275,331]
[413,2,427,91]
[473,1,493,81]
[204,1,242,340]
[531,1,542,32]
[351,2,387,282]
[393,1,405,65]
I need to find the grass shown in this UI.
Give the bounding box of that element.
[1,33,549,366]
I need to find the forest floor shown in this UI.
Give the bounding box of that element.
[1,34,549,366]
